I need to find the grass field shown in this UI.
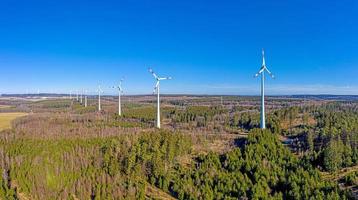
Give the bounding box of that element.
[0,105,11,109]
[0,112,28,131]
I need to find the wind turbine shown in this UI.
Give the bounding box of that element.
[84,90,88,107]
[254,49,275,129]
[149,68,172,129]
[97,85,103,111]
[80,90,83,104]
[112,78,124,116]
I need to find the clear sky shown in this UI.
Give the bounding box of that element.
[1,0,358,95]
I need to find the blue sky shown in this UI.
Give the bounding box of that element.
[1,0,358,95]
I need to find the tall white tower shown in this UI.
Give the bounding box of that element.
[80,90,83,104]
[98,85,103,111]
[84,90,88,107]
[113,79,124,116]
[254,49,275,129]
[149,68,172,129]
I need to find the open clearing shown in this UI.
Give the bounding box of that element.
[0,105,11,109]
[0,112,28,131]
[321,165,358,181]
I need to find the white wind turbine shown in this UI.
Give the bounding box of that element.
[80,90,83,104]
[149,68,172,129]
[84,90,88,107]
[254,49,275,129]
[112,78,124,116]
[97,85,103,111]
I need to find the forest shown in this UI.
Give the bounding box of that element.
[0,96,357,199]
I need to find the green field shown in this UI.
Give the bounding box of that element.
[0,112,28,131]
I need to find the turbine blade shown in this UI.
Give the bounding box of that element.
[149,68,158,79]
[153,86,157,94]
[265,67,275,78]
[153,81,159,94]
[262,48,265,67]
[158,76,172,80]
[254,68,264,77]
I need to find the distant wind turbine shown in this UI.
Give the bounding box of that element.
[254,49,275,129]
[97,85,103,111]
[112,78,124,116]
[80,90,83,104]
[84,90,88,107]
[149,68,172,129]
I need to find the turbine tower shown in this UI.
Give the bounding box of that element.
[80,90,83,104]
[97,85,103,112]
[113,78,124,116]
[84,90,88,107]
[254,49,275,129]
[149,68,172,129]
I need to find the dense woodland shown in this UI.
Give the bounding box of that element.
[0,96,357,199]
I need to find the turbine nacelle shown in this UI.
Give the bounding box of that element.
[254,67,275,79]
[149,68,172,81]
[254,49,275,79]
[97,85,104,94]
[149,68,172,94]
[112,86,123,93]
[112,78,124,93]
